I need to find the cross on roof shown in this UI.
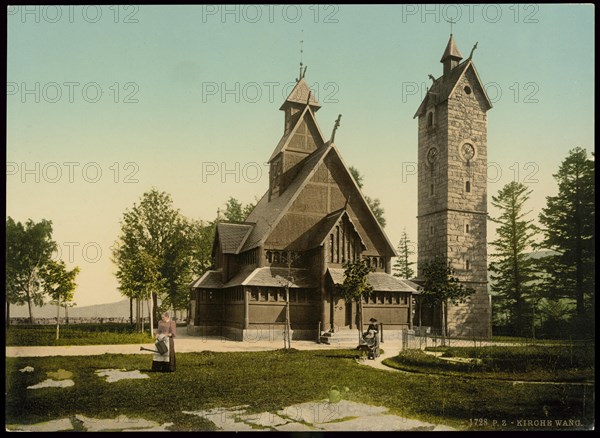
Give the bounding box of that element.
[446,18,456,35]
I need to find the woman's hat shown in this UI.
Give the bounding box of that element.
[369,318,377,322]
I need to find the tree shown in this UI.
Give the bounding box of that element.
[488,181,538,337]
[349,166,386,228]
[42,260,79,340]
[393,229,415,279]
[223,197,255,223]
[538,148,595,323]
[420,255,473,337]
[6,217,57,324]
[340,258,374,340]
[113,189,190,335]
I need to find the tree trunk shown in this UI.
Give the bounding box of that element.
[129,297,133,326]
[56,295,60,341]
[152,292,159,327]
[27,294,34,325]
[6,300,10,330]
[148,295,154,338]
[65,304,69,324]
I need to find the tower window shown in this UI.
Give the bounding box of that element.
[427,112,434,128]
[464,86,472,95]
[429,225,434,236]
[465,224,470,233]
[430,184,434,196]
[466,260,470,270]
[465,181,471,192]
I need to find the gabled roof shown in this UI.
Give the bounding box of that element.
[414,59,493,118]
[306,208,368,251]
[241,143,397,256]
[327,268,419,293]
[216,223,253,254]
[269,104,326,163]
[279,77,321,110]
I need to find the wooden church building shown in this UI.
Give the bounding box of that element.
[188,69,419,341]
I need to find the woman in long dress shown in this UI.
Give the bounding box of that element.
[152,312,176,372]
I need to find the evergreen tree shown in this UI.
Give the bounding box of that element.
[393,229,415,279]
[420,255,473,337]
[538,148,595,324]
[488,181,538,336]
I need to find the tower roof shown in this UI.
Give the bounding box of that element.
[279,77,321,110]
[440,34,463,62]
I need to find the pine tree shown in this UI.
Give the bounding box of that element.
[538,148,595,324]
[393,229,415,279]
[488,181,538,337]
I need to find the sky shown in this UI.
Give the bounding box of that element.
[7,4,595,307]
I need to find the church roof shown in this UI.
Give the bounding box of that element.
[327,268,419,292]
[440,34,463,62]
[306,208,368,250]
[269,104,326,162]
[191,267,317,289]
[216,223,254,254]
[413,59,492,118]
[241,143,397,256]
[279,77,321,110]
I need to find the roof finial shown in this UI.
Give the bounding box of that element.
[469,42,478,59]
[330,114,342,143]
[297,31,305,82]
[446,17,455,35]
[428,74,436,83]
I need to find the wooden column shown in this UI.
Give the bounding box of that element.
[244,288,249,330]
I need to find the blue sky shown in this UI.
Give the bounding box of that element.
[7,4,595,306]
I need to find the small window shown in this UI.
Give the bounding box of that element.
[466,260,470,270]
[466,181,471,192]
[430,225,434,235]
[465,224,470,233]
[427,112,434,128]
[430,184,434,196]
[464,86,472,95]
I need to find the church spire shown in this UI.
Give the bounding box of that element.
[440,34,463,76]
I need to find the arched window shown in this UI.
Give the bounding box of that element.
[465,224,470,233]
[427,111,434,128]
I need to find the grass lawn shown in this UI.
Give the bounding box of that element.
[6,349,594,431]
[6,324,154,346]
[383,345,594,383]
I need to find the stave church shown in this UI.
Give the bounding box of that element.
[188,34,492,340]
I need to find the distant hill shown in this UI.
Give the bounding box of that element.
[9,299,131,319]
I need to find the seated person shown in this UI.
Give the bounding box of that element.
[363,318,379,345]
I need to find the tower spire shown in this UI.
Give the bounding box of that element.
[440,34,463,76]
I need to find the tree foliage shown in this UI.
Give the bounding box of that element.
[420,255,473,336]
[393,229,415,279]
[348,166,386,227]
[42,259,79,340]
[6,217,57,323]
[222,197,255,223]
[538,147,595,321]
[113,189,191,330]
[488,181,538,336]
[340,258,374,334]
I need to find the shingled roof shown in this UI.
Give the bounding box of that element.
[279,77,321,110]
[413,59,492,118]
[191,267,317,289]
[216,223,253,254]
[327,268,419,293]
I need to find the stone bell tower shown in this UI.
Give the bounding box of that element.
[414,35,492,337]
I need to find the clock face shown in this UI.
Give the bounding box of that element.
[462,143,475,160]
[427,147,438,164]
